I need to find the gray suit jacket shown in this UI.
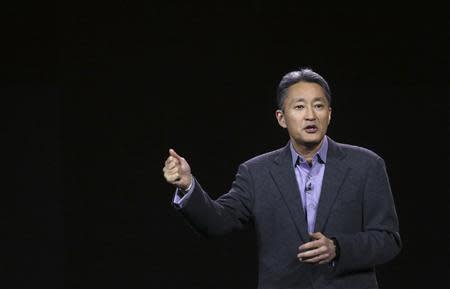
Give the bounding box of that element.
[177,137,401,289]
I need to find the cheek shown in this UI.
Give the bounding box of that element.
[320,114,331,126]
[323,118,330,127]
[286,117,300,129]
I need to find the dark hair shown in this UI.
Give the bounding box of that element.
[276,68,331,110]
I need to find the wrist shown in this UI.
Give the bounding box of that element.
[331,237,340,260]
[180,175,193,191]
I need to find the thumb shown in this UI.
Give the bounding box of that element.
[169,148,183,161]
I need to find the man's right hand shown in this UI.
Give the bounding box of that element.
[163,149,193,191]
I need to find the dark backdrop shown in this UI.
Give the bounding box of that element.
[7,1,448,289]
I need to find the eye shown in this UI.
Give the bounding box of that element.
[314,103,324,109]
[294,104,304,110]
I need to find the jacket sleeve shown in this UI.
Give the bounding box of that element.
[333,157,402,274]
[175,163,254,237]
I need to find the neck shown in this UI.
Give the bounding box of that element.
[292,137,325,163]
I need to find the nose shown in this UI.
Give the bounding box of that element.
[305,106,316,120]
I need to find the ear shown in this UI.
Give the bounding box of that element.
[275,109,287,128]
[328,107,332,124]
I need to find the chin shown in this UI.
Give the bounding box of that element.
[304,141,321,148]
[298,135,323,146]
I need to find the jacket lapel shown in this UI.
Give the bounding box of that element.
[314,137,350,233]
[270,143,310,243]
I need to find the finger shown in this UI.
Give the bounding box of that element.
[169,149,183,161]
[165,172,180,183]
[297,248,320,260]
[298,246,327,259]
[309,232,324,240]
[318,257,333,265]
[299,240,322,251]
[162,163,177,174]
[165,156,180,167]
[298,246,328,261]
[167,175,180,184]
[165,160,179,170]
[166,167,179,175]
[301,253,328,264]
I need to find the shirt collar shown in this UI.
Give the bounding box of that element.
[290,136,329,167]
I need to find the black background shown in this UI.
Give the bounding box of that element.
[7,1,448,289]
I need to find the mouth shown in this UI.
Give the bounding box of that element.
[304,125,318,133]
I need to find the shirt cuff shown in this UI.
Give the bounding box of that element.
[173,177,195,207]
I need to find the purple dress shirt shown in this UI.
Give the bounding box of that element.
[290,137,328,233]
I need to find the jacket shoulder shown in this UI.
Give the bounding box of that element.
[242,147,285,167]
[335,141,384,164]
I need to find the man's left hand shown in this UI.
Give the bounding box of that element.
[297,232,336,264]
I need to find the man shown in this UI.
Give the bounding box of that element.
[163,68,401,289]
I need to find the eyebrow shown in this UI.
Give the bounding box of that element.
[293,97,326,102]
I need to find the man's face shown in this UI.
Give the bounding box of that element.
[276,81,331,148]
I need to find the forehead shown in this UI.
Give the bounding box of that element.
[285,81,327,102]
